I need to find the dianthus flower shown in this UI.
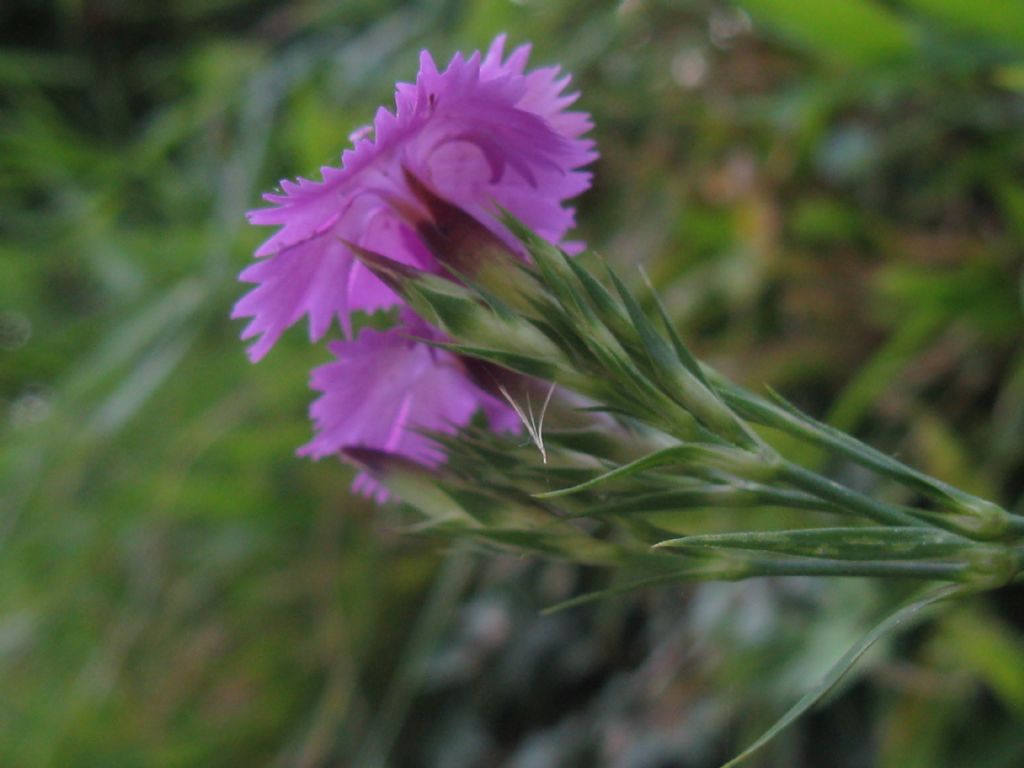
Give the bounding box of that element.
[235,34,596,497]
[298,311,521,502]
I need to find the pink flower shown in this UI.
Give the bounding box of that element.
[235,35,596,499]
[298,312,520,501]
[234,34,596,361]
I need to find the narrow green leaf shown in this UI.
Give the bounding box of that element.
[709,371,1011,535]
[469,528,622,565]
[568,485,835,519]
[721,584,967,768]
[438,262,517,322]
[604,265,685,380]
[639,266,710,387]
[543,560,747,613]
[567,487,748,519]
[504,214,592,321]
[561,253,638,345]
[522,296,590,360]
[659,526,968,561]
[765,387,1011,537]
[534,444,770,499]
[541,429,639,461]
[427,340,564,381]
[605,265,756,447]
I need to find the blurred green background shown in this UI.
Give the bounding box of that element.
[2,0,1023,765]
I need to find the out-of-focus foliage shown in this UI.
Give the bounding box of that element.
[1,1,1022,766]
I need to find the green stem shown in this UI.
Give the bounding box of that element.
[778,461,936,531]
[711,373,1023,533]
[710,373,929,487]
[741,556,971,581]
[546,556,968,614]
[574,485,847,519]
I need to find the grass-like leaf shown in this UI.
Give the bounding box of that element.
[658,526,970,560]
[720,584,967,767]
[713,373,1010,525]
[571,485,839,519]
[541,560,746,613]
[534,444,765,498]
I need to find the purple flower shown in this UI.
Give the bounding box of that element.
[298,312,520,501]
[235,35,595,499]
[234,34,596,361]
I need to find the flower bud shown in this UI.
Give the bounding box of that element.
[395,168,541,311]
